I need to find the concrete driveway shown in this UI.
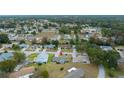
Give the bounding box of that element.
[97,64,105,78]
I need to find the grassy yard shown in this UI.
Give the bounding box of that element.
[34,62,98,78]
[48,54,54,63]
[27,53,38,62]
[105,64,124,78]
[62,49,72,52]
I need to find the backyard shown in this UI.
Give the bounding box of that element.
[34,62,98,78]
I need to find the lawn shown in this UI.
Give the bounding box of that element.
[105,64,124,78]
[34,62,98,78]
[27,53,38,62]
[62,49,72,52]
[48,54,54,63]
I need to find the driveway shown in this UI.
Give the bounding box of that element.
[97,64,105,78]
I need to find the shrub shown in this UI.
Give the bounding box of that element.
[42,70,49,78]
[60,67,64,71]
[107,70,115,78]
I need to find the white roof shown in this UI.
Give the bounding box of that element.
[68,67,77,72]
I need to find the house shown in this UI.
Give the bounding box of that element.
[63,34,72,40]
[59,44,71,49]
[44,44,55,49]
[53,48,68,64]
[19,44,29,49]
[0,52,13,62]
[2,44,13,49]
[64,68,84,78]
[72,50,90,64]
[118,58,124,64]
[55,48,63,57]
[52,56,68,64]
[35,49,49,64]
[100,46,113,51]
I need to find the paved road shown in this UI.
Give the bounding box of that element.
[97,64,105,78]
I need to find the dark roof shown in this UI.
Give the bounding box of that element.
[52,56,68,64]
[64,68,84,78]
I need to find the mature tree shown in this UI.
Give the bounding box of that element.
[12,44,21,50]
[70,39,75,45]
[13,52,26,64]
[51,40,59,47]
[19,40,26,44]
[0,33,11,44]
[31,31,36,35]
[104,51,120,69]
[42,37,48,45]
[0,60,16,72]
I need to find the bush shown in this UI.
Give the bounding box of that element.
[60,67,64,71]
[107,70,115,78]
[0,60,16,72]
[42,70,49,78]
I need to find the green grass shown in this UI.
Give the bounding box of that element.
[48,54,54,63]
[27,53,38,62]
[62,49,72,52]
[105,65,124,78]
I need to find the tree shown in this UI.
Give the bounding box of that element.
[31,31,36,35]
[43,24,49,29]
[0,60,16,72]
[12,44,21,50]
[104,51,120,69]
[51,40,59,47]
[70,39,75,45]
[87,48,104,65]
[13,52,26,64]
[0,33,11,44]
[41,70,49,78]
[19,40,26,44]
[42,37,48,45]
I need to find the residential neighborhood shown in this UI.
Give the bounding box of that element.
[0,15,124,78]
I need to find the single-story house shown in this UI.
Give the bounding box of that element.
[118,58,124,64]
[35,50,49,64]
[2,44,13,49]
[0,52,13,62]
[52,56,68,64]
[100,46,113,51]
[19,44,29,49]
[72,52,90,64]
[64,68,84,78]
[44,44,55,49]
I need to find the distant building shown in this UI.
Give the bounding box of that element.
[44,44,55,49]
[19,44,29,49]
